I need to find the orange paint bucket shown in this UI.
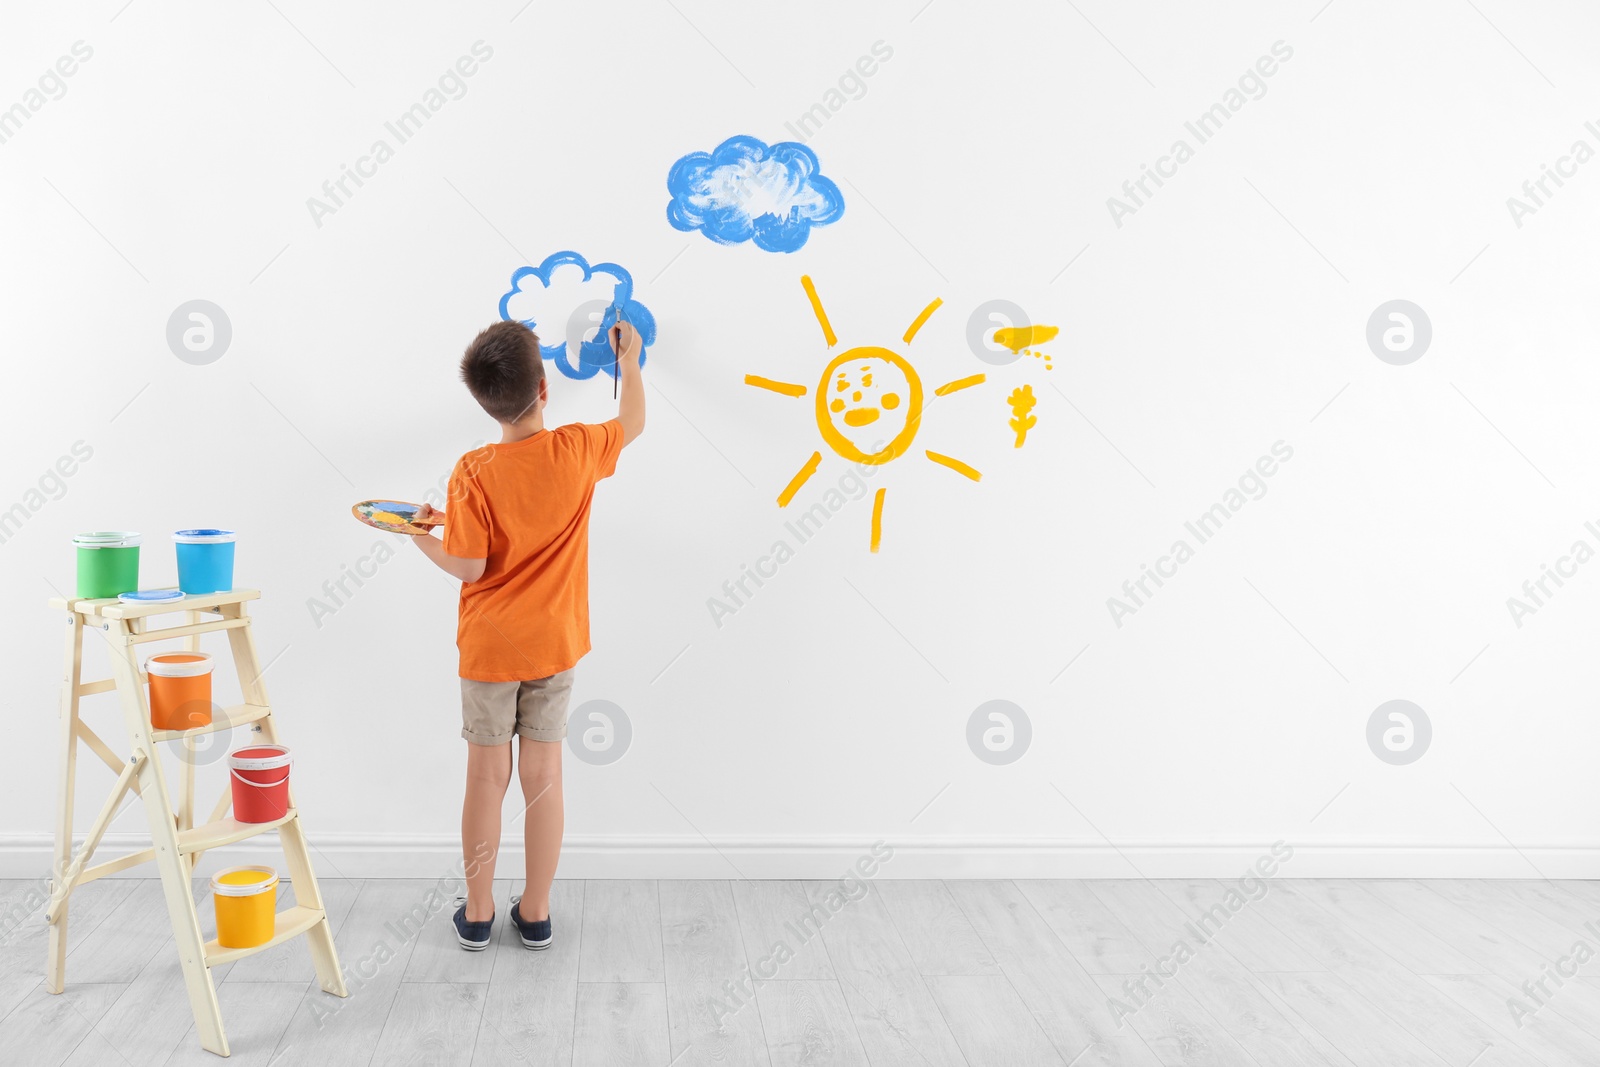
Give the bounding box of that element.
[211,865,278,948]
[146,653,213,731]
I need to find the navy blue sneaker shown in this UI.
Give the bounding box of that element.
[509,894,552,949]
[453,899,494,951]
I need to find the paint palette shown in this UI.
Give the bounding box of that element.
[350,500,443,536]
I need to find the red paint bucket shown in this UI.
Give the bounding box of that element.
[229,745,291,823]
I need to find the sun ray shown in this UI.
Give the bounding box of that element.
[870,487,886,552]
[925,450,981,481]
[800,275,837,347]
[902,297,944,344]
[745,374,807,397]
[777,451,823,507]
[934,373,986,396]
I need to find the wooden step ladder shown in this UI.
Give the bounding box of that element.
[45,588,347,1058]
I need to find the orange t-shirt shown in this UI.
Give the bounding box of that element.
[444,420,624,681]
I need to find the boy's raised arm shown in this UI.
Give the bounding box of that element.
[611,321,645,445]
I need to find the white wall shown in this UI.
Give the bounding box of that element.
[3,0,1599,879]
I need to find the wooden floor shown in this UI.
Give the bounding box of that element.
[2,877,1598,1065]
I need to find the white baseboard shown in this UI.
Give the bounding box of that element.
[3,833,1598,880]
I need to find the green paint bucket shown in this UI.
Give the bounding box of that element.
[73,532,141,599]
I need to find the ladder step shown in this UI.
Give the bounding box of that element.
[54,587,262,620]
[130,617,250,644]
[177,809,296,854]
[203,905,325,966]
[152,703,271,742]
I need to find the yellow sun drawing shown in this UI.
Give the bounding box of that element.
[744,275,985,552]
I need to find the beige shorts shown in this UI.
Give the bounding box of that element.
[460,669,575,746]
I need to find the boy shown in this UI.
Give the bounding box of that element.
[412,317,644,950]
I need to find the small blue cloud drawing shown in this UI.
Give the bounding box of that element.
[497,251,656,381]
[667,135,845,254]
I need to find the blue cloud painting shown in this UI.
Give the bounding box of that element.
[498,251,656,381]
[667,135,845,254]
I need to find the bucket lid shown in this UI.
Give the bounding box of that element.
[73,531,141,548]
[210,865,278,896]
[120,589,185,605]
[229,744,291,771]
[173,529,236,544]
[147,652,213,678]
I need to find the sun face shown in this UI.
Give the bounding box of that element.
[817,347,922,464]
[744,276,986,552]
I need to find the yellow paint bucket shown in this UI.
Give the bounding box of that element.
[211,865,278,949]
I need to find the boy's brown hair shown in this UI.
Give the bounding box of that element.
[460,321,545,423]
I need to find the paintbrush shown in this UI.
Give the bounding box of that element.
[611,303,627,399]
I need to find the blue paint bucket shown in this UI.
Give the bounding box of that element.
[172,530,236,594]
